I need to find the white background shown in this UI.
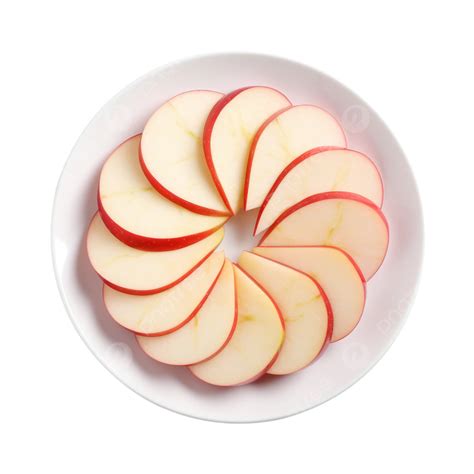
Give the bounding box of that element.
[1,1,473,472]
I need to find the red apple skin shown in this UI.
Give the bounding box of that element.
[189,265,286,387]
[202,86,292,215]
[256,244,367,286]
[258,191,390,279]
[243,106,348,211]
[253,147,384,236]
[138,265,239,366]
[242,105,292,211]
[233,265,287,384]
[245,253,334,366]
[87,214,221,296]
[254,246,367,343]
[138,146,230,217]
[323,244,368,285]
[104,258,226,337]
[186,268,239,366]
[255,244,367,343]
[138,91,231,217]
[97,191,228,252]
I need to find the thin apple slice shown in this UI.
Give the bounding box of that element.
[254,148,383,235]
[253,246,366,341]
[203,86,291,214]
[103,251,225,336]
[98,135,227,251]
[189,265,285,386]
[244,105,346,211]
[87,213,224,295]
[238,252,332,374]
[259,192,389,280]
[137,259,237,363]
[139,90,229,216]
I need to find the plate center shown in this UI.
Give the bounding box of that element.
[218,208,261,262]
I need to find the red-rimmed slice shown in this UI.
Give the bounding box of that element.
[203,86,291,214]
[189,265,285,386]
[139,90,229,216]
[238,251,332,374]
[137,259,237,364]
[259,192,389,280]
[103,252,225,336]
[99,135,227,251]
[254,147,383,235]
[87,213,224,295]
[244,105,346,211]
[253,246,366,342]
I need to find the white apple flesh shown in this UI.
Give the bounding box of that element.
[244,105,346,211]
[137,259,237,364]
[238,252,332,375]
[189,265,285,386]
[98,135,227,251]
[87,213,224,294]
[254,148,383,235]
[103,251,225,335]
[203,86,291,214]
[253,246,366,342]
[139,90,229,216]
[259,192,389,280]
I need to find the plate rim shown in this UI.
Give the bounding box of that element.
[51,51,425,423]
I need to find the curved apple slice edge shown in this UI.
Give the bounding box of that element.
[102,252,226,336]
[237,251,334,375]
[253,147,384,236]
[87,213,225,295]
[252,245,367,342]
[203,86,292,214]
[136,259,238,365]
[258,191,389,280]
[138,90,231,217]
[188,264,285,386]
[98,134,228,251]
[243,105,347,211]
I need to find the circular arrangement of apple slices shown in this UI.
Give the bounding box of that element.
[86,85,389,387]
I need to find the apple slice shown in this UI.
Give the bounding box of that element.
[137,259,237,363]
[189,265,285,386]
[253,246,366,342]
[254,148,383,235]
[238,252,332,375]
[203,86,291,214]
[259,192,389,280]
[140,90,229,216]
[244,105,347,211]
[103,251,225,336]
[87,213,224,295]
[98,135,227,251]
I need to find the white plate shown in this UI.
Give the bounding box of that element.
[52,53,423,423]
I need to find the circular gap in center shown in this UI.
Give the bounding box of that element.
[218,208,261,262]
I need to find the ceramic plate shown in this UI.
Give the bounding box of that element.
[52,53,423,422]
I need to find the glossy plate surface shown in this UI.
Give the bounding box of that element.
[52,53,423,423]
